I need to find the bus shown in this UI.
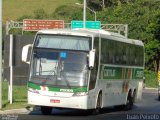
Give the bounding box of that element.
[22,29,145,115]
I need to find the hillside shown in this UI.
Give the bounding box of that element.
[2,0,78,22]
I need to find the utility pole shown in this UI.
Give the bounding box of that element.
[83,0,86,28]
[102,0,105,9]
[76,3,96,21]
[0,0,2,109]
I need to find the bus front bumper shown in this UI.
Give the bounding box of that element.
[28,91,88,109]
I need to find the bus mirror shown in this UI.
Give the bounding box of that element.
[22,44,32,64]
[89,49,95,68]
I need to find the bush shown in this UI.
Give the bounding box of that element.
[34,8,48,19]
[144,70,158,88]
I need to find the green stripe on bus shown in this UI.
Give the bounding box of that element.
[28,82,88,92]
[100,65,144,80]
[28,82,41,90]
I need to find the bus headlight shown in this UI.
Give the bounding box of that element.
[72,92,88,96]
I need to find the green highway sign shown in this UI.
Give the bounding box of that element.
[86,21,101,29]
[71,20,83,29]
[71,20,101,29]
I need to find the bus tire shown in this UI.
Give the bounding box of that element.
[115,92,133,111]
[158,90,160,101]
[124,93,133,110]
[91,93,102,115]
[41,106,52,115]
[133,90,136,103]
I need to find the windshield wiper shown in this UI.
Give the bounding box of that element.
[55,59,71,89]
[60,72,71,89]
[34,52,42,75]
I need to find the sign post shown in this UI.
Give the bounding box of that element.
[158,62,160,101]
[9,35,13,104]
[158,70,160,83]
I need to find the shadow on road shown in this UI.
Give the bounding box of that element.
[28,106,131,116]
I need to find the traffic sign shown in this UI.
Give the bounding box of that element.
[86,21,101,29]
[23,19,64,31]
[71,20,101,29]
[71,20,83,29]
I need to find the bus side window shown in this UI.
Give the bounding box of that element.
[89,38,99,90]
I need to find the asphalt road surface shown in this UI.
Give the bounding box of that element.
[6,89,160,120]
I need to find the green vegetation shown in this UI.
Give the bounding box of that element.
[2,0,78,22]
[145,71,158,88]
[80,0,160,73]
[2,80,28,110]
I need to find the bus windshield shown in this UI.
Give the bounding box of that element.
[30,49,89,88]
[34,34,91,51]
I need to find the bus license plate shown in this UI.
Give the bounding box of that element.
[50,99,60,103]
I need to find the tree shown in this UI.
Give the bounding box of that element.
[16,15,32,21]
[78,0,137,11]
[51,5,82,22]
[96,0,160,71]
[145,11,160,72]
[51,5,95,22]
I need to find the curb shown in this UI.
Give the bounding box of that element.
[0,106,40,114]
[0,108,30,114]
[144,87,158,90]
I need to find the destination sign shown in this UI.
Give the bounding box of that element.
[23,19,64,31]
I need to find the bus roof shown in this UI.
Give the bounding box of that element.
[37,29,144,46]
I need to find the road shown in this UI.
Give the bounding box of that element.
[5,89,160,120]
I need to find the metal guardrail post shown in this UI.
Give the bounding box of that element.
[101,24,128,37]
[6,21,10,35]
[64,23,71,29]
[6,21,23,35]
[125,24,128,38]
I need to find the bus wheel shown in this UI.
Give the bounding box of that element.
[92,93,102,115]
[133,90,136,103]
[158,90,160,101]
[41,106,52,115]
[124,94,133,110]
[115,92,134,111]
[158,94,160,101]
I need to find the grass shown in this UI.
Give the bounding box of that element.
[1,80,29,110]
[3,0,78,22]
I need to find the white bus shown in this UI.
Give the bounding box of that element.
[22,29,145,115]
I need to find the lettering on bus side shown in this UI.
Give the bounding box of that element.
[103,69,116,78]
[60,89,73,92]
[136,70,144,78]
